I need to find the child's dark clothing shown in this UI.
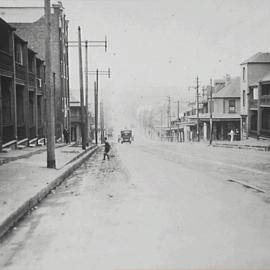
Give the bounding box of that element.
[103,141,110,160]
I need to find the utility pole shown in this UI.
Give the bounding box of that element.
[95,69,99,145]
[89,68,110,145]
[68,37,107,147]
[177,100,180,120]
[100,101,105,143]
[196,76,200,142]
[45,0,56,168]
[177,100,180,142]
[94,81,98,145]
[84,41,89,146]
[209,78,213,145]
[78,26,86,150]
[167,96,171,141]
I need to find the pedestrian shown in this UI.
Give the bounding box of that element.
[229,129,235,142]
[103,137,111,160]
[63,128,69,144]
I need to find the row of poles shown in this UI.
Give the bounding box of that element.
[72,27,110,150]
[165,76,214,144]
[192,76,214,144]
[44,0,110,168]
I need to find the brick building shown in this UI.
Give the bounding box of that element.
[0,2,70,139]
[0,17,46,151]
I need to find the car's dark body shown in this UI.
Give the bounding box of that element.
[120,130,132,144]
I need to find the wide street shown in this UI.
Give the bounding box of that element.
[1,139,270,269]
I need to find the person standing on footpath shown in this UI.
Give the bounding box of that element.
[229,129,235,142]
[103,137,111,160]
[63,128,69,144]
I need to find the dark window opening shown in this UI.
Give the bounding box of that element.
[0,29,10,53]
[2,77,12,124]
[28,52,34,72]
[229,99,236,113]
[16,85,24,126]
[15,41,23,64]
[250,111,257,131]
[29,92,35,127]
[262,84,270,96]
[262,108,270,130]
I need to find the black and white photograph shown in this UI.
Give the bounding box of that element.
[0,0,270,269]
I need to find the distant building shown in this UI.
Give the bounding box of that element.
[0,2,70,139]
[187,77,241,141]
[0,17,45,150]
[248,73,270,138]
[240,52,270,139]
[70,98,94,144]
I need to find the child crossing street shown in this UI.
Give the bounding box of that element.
[103,137,111,160]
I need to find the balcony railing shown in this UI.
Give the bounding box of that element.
[16,63,26,81]
[260,95,270,106]
[249,99,258,109]
[0,49,13,72]
[29,72,35,87]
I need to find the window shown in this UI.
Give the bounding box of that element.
[2,80,11,124]
[209,100,214,113]
[242,67,246,81]
[15,42,23,64]
[262,84,270,96]
[229,99,236,113]
[16,86,24,125]
[28,53,34,72]
[0,30,10,53]
[243,90,246,107]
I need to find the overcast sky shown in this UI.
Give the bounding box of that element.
[2,0,270,127]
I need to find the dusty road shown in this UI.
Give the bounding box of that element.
[1,140,270,269]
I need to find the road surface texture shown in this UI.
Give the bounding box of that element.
[1,139,270,269]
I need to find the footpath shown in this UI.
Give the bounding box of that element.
[212,137,270,151]
[0,143,98,239]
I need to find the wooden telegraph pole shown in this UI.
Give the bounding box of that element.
[69,38,108,146]
[196,76,200,142]
[78,27,86,150]
[85,41,89,146]
[94,80,98,145]
[209,78,213,145]
[45,0,56,168]
[89,69,110,145]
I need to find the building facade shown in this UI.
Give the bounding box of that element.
[1,2,70,140]
[0,18,45,151]
[248,73,270,138]
[189,77,241,141]
[70,99,95,144]
[240,52,270,139]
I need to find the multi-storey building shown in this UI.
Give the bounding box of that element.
[0,1,70,139]
[248,72,270,138]
[0,18,45,151]
[240,52,270,139]
[70,98,94,144]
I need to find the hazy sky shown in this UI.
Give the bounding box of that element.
[2,0,270,126]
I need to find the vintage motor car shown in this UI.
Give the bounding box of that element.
[120,130,133,144]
